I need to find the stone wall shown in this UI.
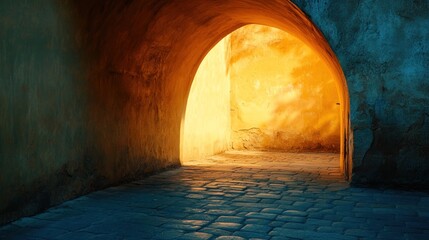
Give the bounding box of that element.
[229,25,340,152]
[293,0,429,185]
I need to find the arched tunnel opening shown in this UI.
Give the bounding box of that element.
[0,0,353,225]
[181,24,346,172]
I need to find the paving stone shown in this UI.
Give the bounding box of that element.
[208,222,242,231]
[186,214,217,221]
[241,224,272,233]
[282,209,308,217]
[216,216,244,223]
[177,232,212,240]
[214,236,245,240]
[199,227,232,236]
[163,206,205,214]
[283,222,317,230]
[233,230,269,239]
[261,208,283,214]
[236,207,262,213]
[254,193,281,200]
[245,212,277,220]
[291,201,314,211]
[232,197,260,203]
[276,215,306,223]
[259,199,277,204]
[1,151,429,240]
[268,221,284,227]
[270,237,299,240]
[230,202,276,208]
[205,204,236,211]
[244,218,271,225]
[206,210,237,216]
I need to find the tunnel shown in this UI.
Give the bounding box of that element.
[181,24,345,168]
[1,0,429,226]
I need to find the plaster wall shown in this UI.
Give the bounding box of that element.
[0,0,92,224]
[181,38,231,162]
[229,25,340,152]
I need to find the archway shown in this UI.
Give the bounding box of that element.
[181,24,349,178]
[78,0,353,180]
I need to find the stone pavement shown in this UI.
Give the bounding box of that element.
[1,150,429,240]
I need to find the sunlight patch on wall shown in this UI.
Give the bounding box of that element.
[230,25,340,152]
[181,25,341,164]
[181,37,231,163]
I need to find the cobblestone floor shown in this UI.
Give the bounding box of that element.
[1,150,429,240]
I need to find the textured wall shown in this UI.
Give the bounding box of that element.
[1,0,428,225]
[0,0,92,224]
[230,25,340,152]
[293,0,429,185]
[181,38,231,162]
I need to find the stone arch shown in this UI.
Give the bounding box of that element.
[180,23,348,170]
[165,3,351,178]
[78,0,352,179]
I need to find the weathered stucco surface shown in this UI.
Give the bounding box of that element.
[293,0,429,185]
[229,25,340,152]
[181,38,231,162]
[183,24,340,157]
[0,0,92,224]
[1,0,428,225]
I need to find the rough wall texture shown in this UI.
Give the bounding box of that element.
[229,25,340,152]
[293,0,429,185]
[1,0,428,225]
[181,38,231,162]
[0,0,93,224]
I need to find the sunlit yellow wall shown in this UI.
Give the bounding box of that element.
[230,25,340,152]
[181,38,231,162]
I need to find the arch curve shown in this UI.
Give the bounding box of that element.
[81,0,351,179]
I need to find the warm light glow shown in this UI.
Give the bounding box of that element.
[181,24,342,164]
[181,37,231,162]
[230,25,340,152]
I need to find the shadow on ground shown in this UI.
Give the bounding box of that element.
[1,151,429,239]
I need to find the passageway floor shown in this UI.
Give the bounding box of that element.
[1,150,429,239]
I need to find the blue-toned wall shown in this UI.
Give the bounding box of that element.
[294,0,429,185]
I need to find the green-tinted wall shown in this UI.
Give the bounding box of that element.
[0,0,92,223]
